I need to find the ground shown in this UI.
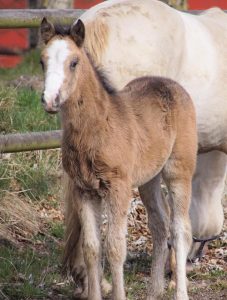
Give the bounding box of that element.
[0,51,226,299]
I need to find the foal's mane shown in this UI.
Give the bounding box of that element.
[53,23,116,95]
[86,52,116,95]
[54,24,71,36]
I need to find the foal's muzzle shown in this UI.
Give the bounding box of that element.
[41,93,60,114]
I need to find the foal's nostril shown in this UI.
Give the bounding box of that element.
[41,93,45,104]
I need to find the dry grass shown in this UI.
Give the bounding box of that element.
[0,193,40,245]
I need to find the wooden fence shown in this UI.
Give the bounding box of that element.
[0,9,85,153]
[0,9,84,28]
[0,8,226,153]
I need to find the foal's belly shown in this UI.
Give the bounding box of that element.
[132,147,171,188]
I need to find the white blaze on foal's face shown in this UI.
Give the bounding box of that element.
[42,39,70,110]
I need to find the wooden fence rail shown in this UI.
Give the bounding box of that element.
[2,9,226,28]
[0,131,62,153]
[0,9,84,28]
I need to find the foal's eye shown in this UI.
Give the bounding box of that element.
[70,60,77,70]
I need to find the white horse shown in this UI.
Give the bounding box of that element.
[62,0,227,298]
[80,0,227,251]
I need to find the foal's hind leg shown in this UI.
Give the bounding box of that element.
[105,182,131,300]
[163,159,193,300]
[63,176,111,298]
[139,173,170,300]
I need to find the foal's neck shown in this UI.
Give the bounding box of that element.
[61,51,112,148]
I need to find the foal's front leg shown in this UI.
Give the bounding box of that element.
[62,176,88,298]
[77,192,102,300]
[105,182,131,300]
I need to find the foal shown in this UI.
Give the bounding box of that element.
[40,18,197,300]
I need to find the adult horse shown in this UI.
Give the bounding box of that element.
[60,0,227,298]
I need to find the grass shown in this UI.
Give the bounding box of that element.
[0,150,60,201]
[0,49,60,134]
[0,86,60,134]
[50,222,64,239]
[0,50,42,81]
[0,240,74,299]
[188,269,226,281]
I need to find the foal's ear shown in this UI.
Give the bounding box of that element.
[40,17,55,44]
[70,19,85,47]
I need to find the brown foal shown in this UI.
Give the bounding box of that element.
[40,18,197,300]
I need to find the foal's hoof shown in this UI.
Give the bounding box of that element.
[74,287,88,300]
[168,279,176,290]
[101,277,112,297]
[73,279,88,299]
[72,267,88,299]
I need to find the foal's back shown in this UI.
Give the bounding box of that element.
[116,76,197,186]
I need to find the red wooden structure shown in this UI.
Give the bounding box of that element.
[74,0,103,9]
[0,0,29,68]
[188,0,227,10]
[0,0,104,68]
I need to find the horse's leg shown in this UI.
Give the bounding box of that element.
[189,151,226,259]
[139,173,170,300]
[105,182,130,300]
[77,192,102,300]
[163,160,193,300]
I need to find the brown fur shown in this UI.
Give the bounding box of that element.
[40,19,197,300]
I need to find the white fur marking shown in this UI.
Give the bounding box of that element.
[44,40,70,104]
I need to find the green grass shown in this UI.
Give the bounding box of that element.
[0,49,42,81]
[0,150,60,201]
[0,50,61,201]
[188,269,226,281]
[0,49,60,134]
[50,222,64,239]
[0,241,74,299]
[0,86,60,134]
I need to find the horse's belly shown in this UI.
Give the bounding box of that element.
[190,151,226,238]
[173,13,227,149]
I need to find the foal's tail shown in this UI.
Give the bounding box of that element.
[61,173,82,277]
